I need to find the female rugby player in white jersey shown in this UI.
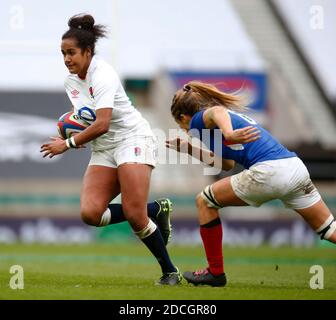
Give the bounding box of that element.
[41,14,181,285]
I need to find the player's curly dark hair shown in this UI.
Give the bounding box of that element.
[62,13,107,56]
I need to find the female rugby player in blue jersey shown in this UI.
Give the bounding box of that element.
[167,81,336,287]
[40,14,181,285]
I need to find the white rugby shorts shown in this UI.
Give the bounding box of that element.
[88,136,157,168]
[230,157,321,209]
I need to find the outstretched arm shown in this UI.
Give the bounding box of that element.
[166,137,235,171]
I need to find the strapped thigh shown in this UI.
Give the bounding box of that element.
[201,185,223,209]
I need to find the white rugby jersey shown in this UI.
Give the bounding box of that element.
[64,57,154,151]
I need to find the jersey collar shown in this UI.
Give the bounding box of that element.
[87,56,98,75]
[77,56,98,80]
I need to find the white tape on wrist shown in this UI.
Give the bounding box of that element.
[70,136,77,148]
[65,139,71,149]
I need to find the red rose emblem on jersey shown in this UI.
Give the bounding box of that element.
[134,147,141,156]
[89,87,94,98]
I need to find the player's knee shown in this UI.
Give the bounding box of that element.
[196,193,207,209]
[81,212,100,226]
[80,206,102,226]
[198,185,223,209]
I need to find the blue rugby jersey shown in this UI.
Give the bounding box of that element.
[189,109,296,169]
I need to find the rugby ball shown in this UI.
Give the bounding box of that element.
[57,111,89,139]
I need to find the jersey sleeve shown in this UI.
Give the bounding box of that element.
[189,109,206,131]
[64,77,75,109]
[92,72,119,110]
[64,77,71,99]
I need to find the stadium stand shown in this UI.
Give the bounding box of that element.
[0,0,335,245]
[272,0,336,115]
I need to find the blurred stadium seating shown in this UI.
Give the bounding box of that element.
[0,0,335,247]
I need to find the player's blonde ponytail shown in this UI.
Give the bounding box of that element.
[171,81,248,121]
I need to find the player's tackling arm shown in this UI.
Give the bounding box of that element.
[165,137,235,171]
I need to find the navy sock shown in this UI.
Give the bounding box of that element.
[141,228,176,274]
[108,202,160,224]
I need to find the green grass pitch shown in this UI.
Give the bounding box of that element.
[0,243,335,300]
